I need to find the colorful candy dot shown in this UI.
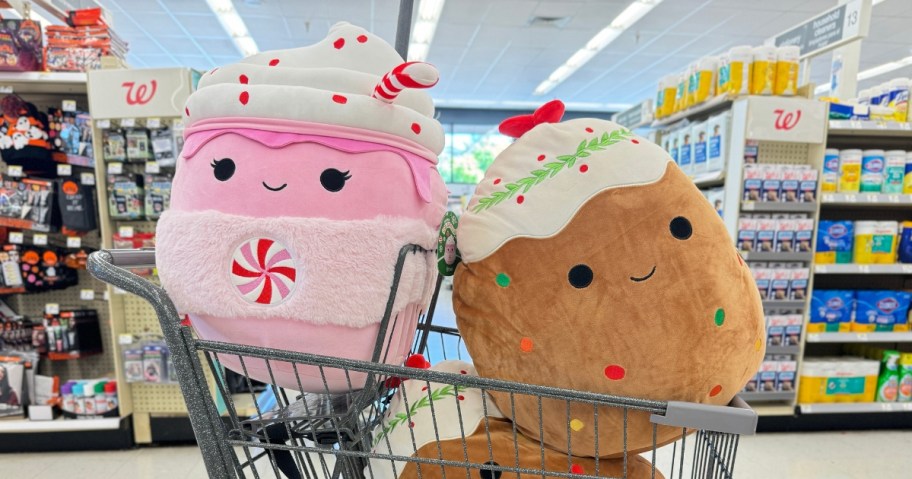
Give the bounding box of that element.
[333,38,345,49]
[357,34,368,43]
[631,139,640,144]
[709,384,723,397]
[714,308,725,327]
[239,74,249,84]
[570,419,584,431]
[239,91,250,105]
[584,127,593,133]
[184,107,189,116]
[570,464,585,475]
[408,421,415,428]
[516,195,525,204]
[411,122,421,134]
[421,386,428,391]
[210,67,218,74]
[460,370,468,375]
[755,338,762,351]
[332,94,348,104]
[268,58,280,66]
[495,273,511,288]
[457,395,465,401]
[493,178,501,185]
[537,154,545,161]
[604,364,626,380]
[579,164,589,173]
[519,337,533,352]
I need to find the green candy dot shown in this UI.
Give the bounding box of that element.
[714,308,725,327]
[495,273,511,288]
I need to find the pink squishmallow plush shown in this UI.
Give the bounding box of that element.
[156,22,447,392]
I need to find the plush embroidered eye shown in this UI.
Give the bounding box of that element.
[211,158,235,181]
[670,216,692,240]
[320,168,352,192]
[568,264,593,289]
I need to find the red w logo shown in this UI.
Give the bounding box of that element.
[122,80,158,105]
[773,109,801,130]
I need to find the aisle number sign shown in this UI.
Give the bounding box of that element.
[769,0,871,58]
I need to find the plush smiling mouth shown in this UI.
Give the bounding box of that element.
[262,182,287,192]
[629,265,657,282]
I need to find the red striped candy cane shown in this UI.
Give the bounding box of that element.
[372,61,439,103]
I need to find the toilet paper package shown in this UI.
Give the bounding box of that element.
[809,290,855,333]
[853,290,912,333]
[816,220,854,264]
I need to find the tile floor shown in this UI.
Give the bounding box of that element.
[2,430,909,478]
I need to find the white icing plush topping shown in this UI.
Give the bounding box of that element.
[459,118,672,263]
[184,22,443,154]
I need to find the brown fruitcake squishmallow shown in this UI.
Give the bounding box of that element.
[453,100,765,458]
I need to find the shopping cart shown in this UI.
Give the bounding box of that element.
[88,246,757,479]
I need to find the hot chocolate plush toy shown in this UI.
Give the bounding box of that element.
[370,101,764,479]
[156,22,447,392]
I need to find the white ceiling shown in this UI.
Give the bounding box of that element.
[94,0,912,108]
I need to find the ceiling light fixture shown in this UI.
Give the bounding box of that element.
[408,0,445,62]
[533,0,663,96]
[205,0,259,57]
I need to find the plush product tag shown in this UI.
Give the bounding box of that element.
[436,211,461,276]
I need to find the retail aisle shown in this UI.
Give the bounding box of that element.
[1,430,908,478]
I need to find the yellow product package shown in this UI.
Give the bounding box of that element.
[774,46,800,96]
[750,46,776,95]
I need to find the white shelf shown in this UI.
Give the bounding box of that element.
[692,170,725,188]
[741,251,813,262]
[651,95,732,127]
[827,120,912,137]
[0,416,121,433]
[806,332,912,343]
[753,404,797,416]
[740,201,818,212]
[766,345,801,354]
[762,300,806,310]
[0,71,87,95]
[740,391,796,402]
[814,264,912,275]
[800,402,912,414]
[821,193,912,207]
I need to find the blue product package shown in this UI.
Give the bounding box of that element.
[855,290,912,332]
[900,222,912,264]
[809,290,855,333]
[694,136,707,167]
[816,221,855,264]
[679,139,692,167]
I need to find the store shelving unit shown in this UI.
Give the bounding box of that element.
[821,193,912,207]
[0,72,131,451]
[806,332,912,343]
[814,264,912,274]
[650,95,732,128]
[742,251,814,262]
[799,402,912,414]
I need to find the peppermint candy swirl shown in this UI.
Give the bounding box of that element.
[230,237,297,305]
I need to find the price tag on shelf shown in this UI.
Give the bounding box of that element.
[858,265,870,274]
[121,118,136,128]
[844,194,857,203]
[145,161,160,174]
[66,236,82,248]
[816,265,827,274]
[95,119,111,129]
[0,86,13,94]
[7,165,23,177]
[119,226,134,238]
[8,232,23,244]
[61,99,77,112]
[45,303,60,315]
[103,290,110,301]
[146,118,161,129]
[118,334,133,345]
[33,234,48,246]
[903,265,912,274]
[107,162,123,175]
[80,172,95,185]
[57,164,72,176]
[80,289,95,301]
[856,333,869,342]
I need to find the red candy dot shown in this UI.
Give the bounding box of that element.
[357,34,368,43]
[411,122,421,134]
[333,38,345,49]
[493,178,501,185]
[537,154,545,161]
[710,385,723,397]
[457,395,465,401]
[570,464,585,475]
[210,67,218,75]
[604,364,626,380]
[519,337,533,352]
[460,370,467,375]
[631,139,640,144]
[268,58,280,66]
[516,195,525,204]
[408,421,415,428]
[585,127,594,133]
[332,94,347,104]
[421,386,428,391]
[239,91,250,105]
[239,74,249,84]
[184,107,189,116]
[579,165,589,173]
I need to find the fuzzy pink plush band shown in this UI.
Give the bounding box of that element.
[156,209,438,328]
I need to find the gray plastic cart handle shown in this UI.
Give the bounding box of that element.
[650,396,757,436]
[105,248,157,268]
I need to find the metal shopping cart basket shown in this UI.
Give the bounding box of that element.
[88,246,757,479]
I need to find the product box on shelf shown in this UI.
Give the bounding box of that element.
[795,218,814,253]
[0,19,42,72]
[107,174,144,220]
[743,164,762,201]
[737,217,757,252]
[809,290,854,333]
[799,358,879,404]
[762,165,783,202]
[44,309,103,360]
[816,220,854,264]
[853,290,912,333]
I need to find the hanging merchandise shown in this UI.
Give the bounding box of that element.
[0,356,25,416]
[125,129,151,162]
[0,19,43,72]
[143,173,172,219]
[0,178,59,232]
[0,247,23,288]
[150,127,176,167]
[43,309,103,359]
[107,174,143,219]
[56,179,98,232]
[102,129,126,162]
[156,22,447,392]
[0,95,56,177]
[60,111,94,164]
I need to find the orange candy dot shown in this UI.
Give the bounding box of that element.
[709,384,723,397]
[519,337,533,352]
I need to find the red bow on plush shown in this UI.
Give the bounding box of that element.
[498,99,566,138]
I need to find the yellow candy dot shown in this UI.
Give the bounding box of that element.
[570,419,584,432]
[754,339,762,351]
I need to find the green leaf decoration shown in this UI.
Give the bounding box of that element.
[472,128,633,213]
[372,383,463,446]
